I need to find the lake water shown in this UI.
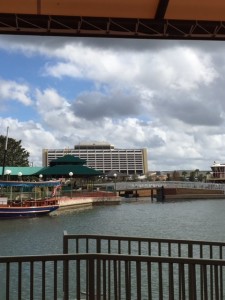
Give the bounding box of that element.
[1,198,225,256]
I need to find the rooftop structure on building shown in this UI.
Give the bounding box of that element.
[207,161,225,182]
[75,142,114,150]
[42,142,148,175]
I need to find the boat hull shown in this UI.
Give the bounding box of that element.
[0,205,59,219]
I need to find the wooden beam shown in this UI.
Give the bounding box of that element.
[155,0,170,19]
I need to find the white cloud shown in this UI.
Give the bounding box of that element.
[0,79,32,106]
[0,36,225,171]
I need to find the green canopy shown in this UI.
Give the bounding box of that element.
[50,155,86,166]
[34,164,102,177]
[32,155,103,177]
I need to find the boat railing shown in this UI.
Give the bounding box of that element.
[8,198,59,207]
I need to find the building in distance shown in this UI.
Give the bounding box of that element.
[42,142,148,175]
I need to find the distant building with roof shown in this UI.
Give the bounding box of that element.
[42,142,148,175]
[34,155,102,178]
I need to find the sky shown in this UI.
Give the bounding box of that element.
[0,35,225,171]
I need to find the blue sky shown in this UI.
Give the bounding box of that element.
[0,35,225,171]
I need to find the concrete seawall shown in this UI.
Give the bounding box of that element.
[58,194,121,210]
[119,187,225,201]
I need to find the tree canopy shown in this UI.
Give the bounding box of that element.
[0,135,30,167]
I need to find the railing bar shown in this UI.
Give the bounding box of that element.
[128,240,131,255]
[210,244,213,259]
[88,258,95,299]
[210,264,213,300]
[6,262,10,300]
[103,260,107,300]
[136,261,141,299]
[118,258,121,299]
[108,239,111,254]
[18,261,22,300]
[169,262,174,300]
[86,238,89,253]
[200,244,203,258]
[203,264,208,300]
[148,241,151,256]
[97,259,101,299]
[42,261,45,300]
[220,265,223,300]
[214,265,219,300]
[219,245,223,259]
[30,261,34,300]
[138,241,141,255]
[113,260,118,300]
[147,262,152,300]
[63,258,69,300]
[53,261,57,300]
[178,243,181,257]
[188,243,193,258]
[168,242,171,257]
[97,237,101,253]
[86,259,89,300]
[158,242,161,256]
[76,238,79,253]
[189,263,196,300]
[76,260,80,300]
[118,240,121,254]
[108,259,111,300]
[63,233,68,254]
[200,265,204,300]
[158,262,163,299]
[125,260,131,300]
[179,263,186,300]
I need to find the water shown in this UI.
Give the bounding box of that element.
[1,198,225,256]
[1,198,225,299]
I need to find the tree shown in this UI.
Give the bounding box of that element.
[172,170,181,181]
[182,171,187,181]
[0,135,30,167]
[189,171,195,182]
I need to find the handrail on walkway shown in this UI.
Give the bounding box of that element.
[2,233,225,299]
[63,232,225,259]
[1,252,225,299]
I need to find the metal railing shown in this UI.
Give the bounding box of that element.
[2,234,225,299]
[1,253,225,299]
[103,181,225,193]
[63,233,225,260]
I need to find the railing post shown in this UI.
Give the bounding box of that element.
[88,256,95,300]
[63,257,69,300]
[63,231,69,300]
[63,231,68,254]
[189,263,196,300]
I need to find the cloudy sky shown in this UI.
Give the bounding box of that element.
[0,35,224,171]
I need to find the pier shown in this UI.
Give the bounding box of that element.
[105,181,225,202]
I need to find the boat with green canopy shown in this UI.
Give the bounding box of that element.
[0,180,60,219]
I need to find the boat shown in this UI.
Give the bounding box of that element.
[0,180,61,219]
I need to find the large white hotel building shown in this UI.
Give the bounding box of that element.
[42,142,148,175]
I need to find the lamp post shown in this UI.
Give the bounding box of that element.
[114,173,117,193]
[69,172,73,198]
[39,174,43,181]
[5,169,12,199]
[18,172,23,203]
[18,172,22,181]
[5,169,11,181]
